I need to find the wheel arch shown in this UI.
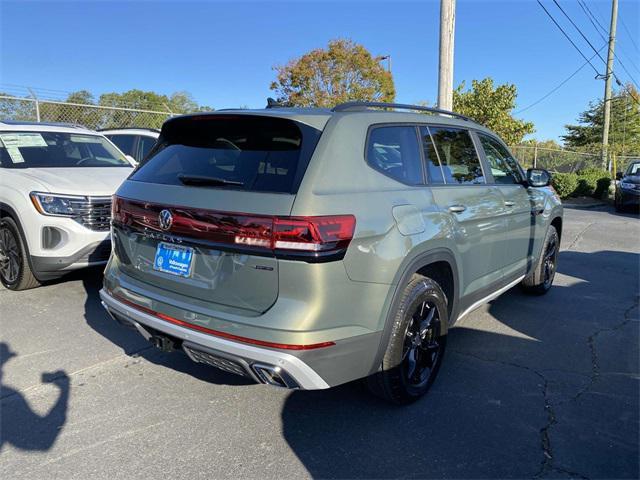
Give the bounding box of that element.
[368,248,460,376]
[551,216,563,242]
[0,201,41,281]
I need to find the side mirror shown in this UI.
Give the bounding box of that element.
[125,154,138,166]
[616,172,623,180]
[526,168,551,187]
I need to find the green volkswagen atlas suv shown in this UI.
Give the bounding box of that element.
[100,102,563,404]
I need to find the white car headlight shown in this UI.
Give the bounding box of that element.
[620,181,636,190]
[30,192,84,217]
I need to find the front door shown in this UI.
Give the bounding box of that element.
[475,133,533,279]
[421,126,506,302]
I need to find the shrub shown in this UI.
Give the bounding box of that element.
[551,172,578,199]
[575,168,610,198]
[595,177,612,199]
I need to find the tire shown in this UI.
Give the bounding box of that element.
[0,217,40,291]
[367,274,447,405]
[615,194,624,212]
[521,225,559,295]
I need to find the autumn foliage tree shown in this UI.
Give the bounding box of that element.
[453,78,534,145]
[270,39,395,107]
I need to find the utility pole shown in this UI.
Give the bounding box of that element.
[437,0,456,111]
[601,0,618,169]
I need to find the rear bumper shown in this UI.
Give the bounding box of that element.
[99,288,331,389]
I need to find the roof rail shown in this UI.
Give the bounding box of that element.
[331,102,472,122]
[97,127,161,133]
[0,120,87,129]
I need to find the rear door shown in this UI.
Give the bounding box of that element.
[420,126,506,300]
[476,132,532,278]
[111,114,322,314]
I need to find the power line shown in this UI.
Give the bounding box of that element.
[537,0,639,107]
[514,45,605,115]
[536,0,601,76]
[552,0,607,64]
[578,0,640,76]
[552,0,639,90]
[618,14,639,53]
[578,0,608,36]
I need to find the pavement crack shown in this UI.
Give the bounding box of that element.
[570,295,640,402]
[450,350,558,478]
[566,221,596,251]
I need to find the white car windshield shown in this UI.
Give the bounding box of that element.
[0,131,131,168]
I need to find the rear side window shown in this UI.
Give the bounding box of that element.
[366,126,423,185]
[429,127,485,184]
[137,135,156,161]
[130,115,321,194]
[107,134,135,155]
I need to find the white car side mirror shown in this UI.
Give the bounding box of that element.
[125,155,138,166]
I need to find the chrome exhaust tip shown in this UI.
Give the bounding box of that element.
[252,364,298,389]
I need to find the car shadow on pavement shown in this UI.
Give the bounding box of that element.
[0,342,69,452]
[279,250,640,479]
[80,269,253,388]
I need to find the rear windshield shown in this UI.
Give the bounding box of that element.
[0,131,131,168]
[130,115,322,194]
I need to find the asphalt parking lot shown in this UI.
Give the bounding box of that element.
[1,206,638,479]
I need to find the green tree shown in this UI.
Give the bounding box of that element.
[270,38,395,107]
[452,78,534,145]
[562,84,640,157]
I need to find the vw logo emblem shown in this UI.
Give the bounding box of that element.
[158,209,173,231]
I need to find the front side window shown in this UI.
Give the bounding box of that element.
[477,134,524,184]
[0,132,131,168]
[366,126,423,185]
[419,127,445,184]
[428,127,485,184]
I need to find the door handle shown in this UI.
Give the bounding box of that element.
[448,204,467,213]
[504,201,515,207]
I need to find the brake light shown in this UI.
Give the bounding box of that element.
[112,197,356,261]
[273,216,356,251]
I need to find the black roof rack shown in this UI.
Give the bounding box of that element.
[331,102,472,122]
[97,127,160,133]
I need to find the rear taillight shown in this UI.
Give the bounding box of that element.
[112,197,356,262]
[273,216,356,252]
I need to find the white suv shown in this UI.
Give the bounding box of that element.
[0,121,134,290]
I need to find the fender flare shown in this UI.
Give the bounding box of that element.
[368,247,460,375]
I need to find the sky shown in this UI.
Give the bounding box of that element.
[1,0,638,141]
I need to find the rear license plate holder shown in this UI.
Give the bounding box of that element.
[153,242,194,278]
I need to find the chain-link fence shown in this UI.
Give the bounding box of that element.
[0,95,174,130]
[510,144,637,174]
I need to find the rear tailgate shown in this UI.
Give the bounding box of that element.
[110,114,323,314]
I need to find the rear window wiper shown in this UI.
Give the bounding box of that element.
[178,174,244,187]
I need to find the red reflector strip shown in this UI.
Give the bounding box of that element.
[112,293,335,351]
